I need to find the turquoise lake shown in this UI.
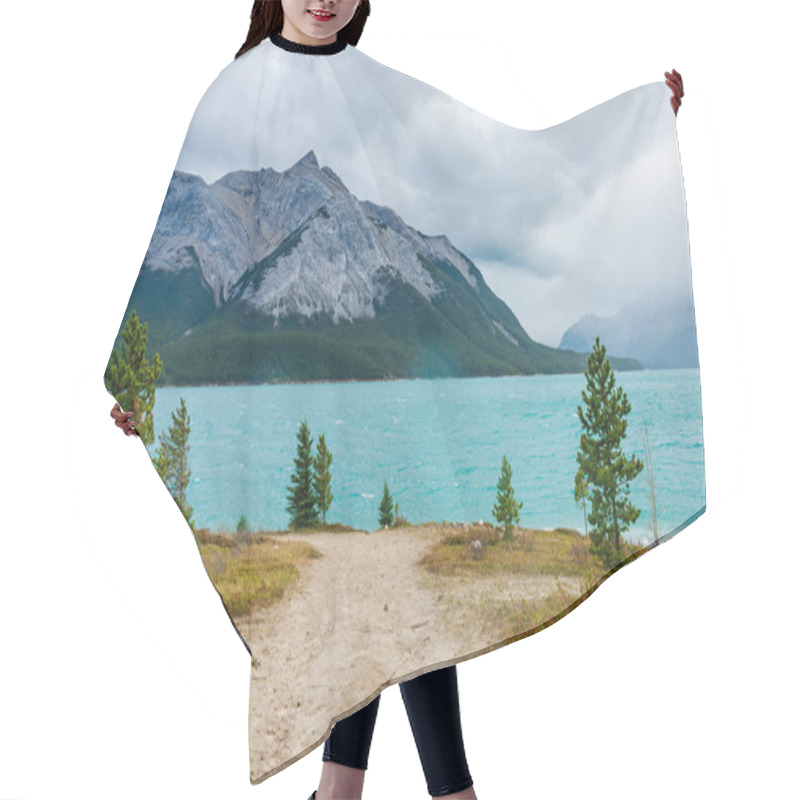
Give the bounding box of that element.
[148,369,705,544]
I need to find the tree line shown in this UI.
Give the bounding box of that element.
[286,335,647,566]
[108,312,647,563]
[285,417,524,535]
[284,418,410,531]
[285,418,333,529]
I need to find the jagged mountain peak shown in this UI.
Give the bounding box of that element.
[146,156,511,338]
[284,150,347,193]
[129,156,612,384]
[294,150,319,169]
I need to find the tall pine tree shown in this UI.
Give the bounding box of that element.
[104,309,162,446]
[575,337,643,568]
[286,418,319,530]
[493,455,522,541]
[313,433,333,526]
[154,396,194,530]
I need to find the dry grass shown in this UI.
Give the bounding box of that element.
[483,580,579,641]
[193,528,321,619]
[418,523,601,578]
[290,522,359,534]
[419,523,646,641]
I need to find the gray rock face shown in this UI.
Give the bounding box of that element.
[143,150,482,325]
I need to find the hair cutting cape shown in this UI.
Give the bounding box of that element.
[104,32,705,784]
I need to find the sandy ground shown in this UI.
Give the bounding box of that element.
[236,525,582,784]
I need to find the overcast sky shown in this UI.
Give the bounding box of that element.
[175,40,693,346]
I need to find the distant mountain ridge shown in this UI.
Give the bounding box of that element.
[559,293,699,369]
[116,151,642,385]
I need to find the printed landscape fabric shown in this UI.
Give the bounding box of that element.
[103,32,706,784]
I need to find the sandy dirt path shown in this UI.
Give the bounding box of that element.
[238,525,581,783]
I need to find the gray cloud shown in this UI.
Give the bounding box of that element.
[175,41,691,346]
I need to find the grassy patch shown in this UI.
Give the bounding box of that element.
[418,523,610,578]
[291,522,360,534]
[420,523,645,641]
[193,528,321,619]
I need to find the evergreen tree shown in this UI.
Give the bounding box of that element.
[493,454,522,541]
[378,481,394,528]
[574,470,590,538]
[575,337,643,568]
[104,309,163,446]
[313,433,333,526]
[154,397,194,530]
[286,418,319,530]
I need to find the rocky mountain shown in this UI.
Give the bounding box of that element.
[116,151,641,385]
[558,293,699,369]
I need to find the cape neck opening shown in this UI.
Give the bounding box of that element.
[269,31,348,55]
